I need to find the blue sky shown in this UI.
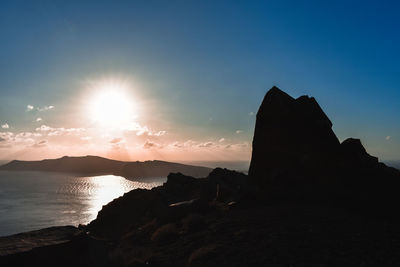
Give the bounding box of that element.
[0,0,399,161]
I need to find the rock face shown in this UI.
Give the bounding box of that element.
[248,86,340,188]
[248,86,400,203]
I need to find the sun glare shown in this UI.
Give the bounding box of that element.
[89,82,135,128]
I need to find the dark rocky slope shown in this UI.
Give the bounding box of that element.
[1,86,400,266]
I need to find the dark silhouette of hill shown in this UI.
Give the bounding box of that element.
[2,86,400,266]
[0,156,212,179]
[117,160,214,180]
[0,156,125,175]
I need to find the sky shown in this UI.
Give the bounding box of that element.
[0,0,399,163]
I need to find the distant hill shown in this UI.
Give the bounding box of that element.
[0,156,212,179]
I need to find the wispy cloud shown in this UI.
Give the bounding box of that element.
[153,131,166,136]
[36,117,42,122]
[236,130,243,134]
[1,123,9,129]
[110,137,124,144]
[124,122,166,137]
[248,112,255,116]
[26,105,55,112]
[168,139,249,150]
[32,140,48,148]
[198,141,214,148]
[143,140,160,149]
[386,136,391,140]
[35,125,85,136]
[37,105,54,112]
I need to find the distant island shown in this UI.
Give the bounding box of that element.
[0,156,212,180]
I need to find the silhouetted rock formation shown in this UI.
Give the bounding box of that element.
[0,156,212,179]
[248,86,340,189]
[249,86,400,204]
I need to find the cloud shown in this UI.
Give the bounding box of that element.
[32,140,48,148]
[26,105,34,111]
[248,112,255,116]
[219,138,225,142]
[168,140,250,154]
[1,123,9,129]
[16,132,32,138]
[225,142,250,150]
[110,137,124,144]
[386,136,391,140]
[26,105,55,112]
[0,132,14,141]
[170,140,218,149]
[236,130,243,134]
[35,125,85,136]
[36,125,53,132]
[124,122,166,137]
[110,137,126,150]
[153,131,166,136]
[0,131,41,149]
[143,140,160,149]
[36,117,42,122]
[37,105,55,112]
[198,141,214,148]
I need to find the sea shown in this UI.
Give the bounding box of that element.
[0,171,166,237]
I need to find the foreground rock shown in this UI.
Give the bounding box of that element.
[0,226,81,256]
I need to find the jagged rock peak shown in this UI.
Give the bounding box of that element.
[263,86,294,102]
[249,86,340,187]
[341,138,367,154]
[257,86,295,118]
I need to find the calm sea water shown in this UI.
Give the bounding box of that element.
[0,171,166,237]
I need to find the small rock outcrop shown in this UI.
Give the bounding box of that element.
[340,138,378,165]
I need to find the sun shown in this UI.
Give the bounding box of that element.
[89,82,135,128]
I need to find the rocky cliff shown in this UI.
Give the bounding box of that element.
[249,87,400,204]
